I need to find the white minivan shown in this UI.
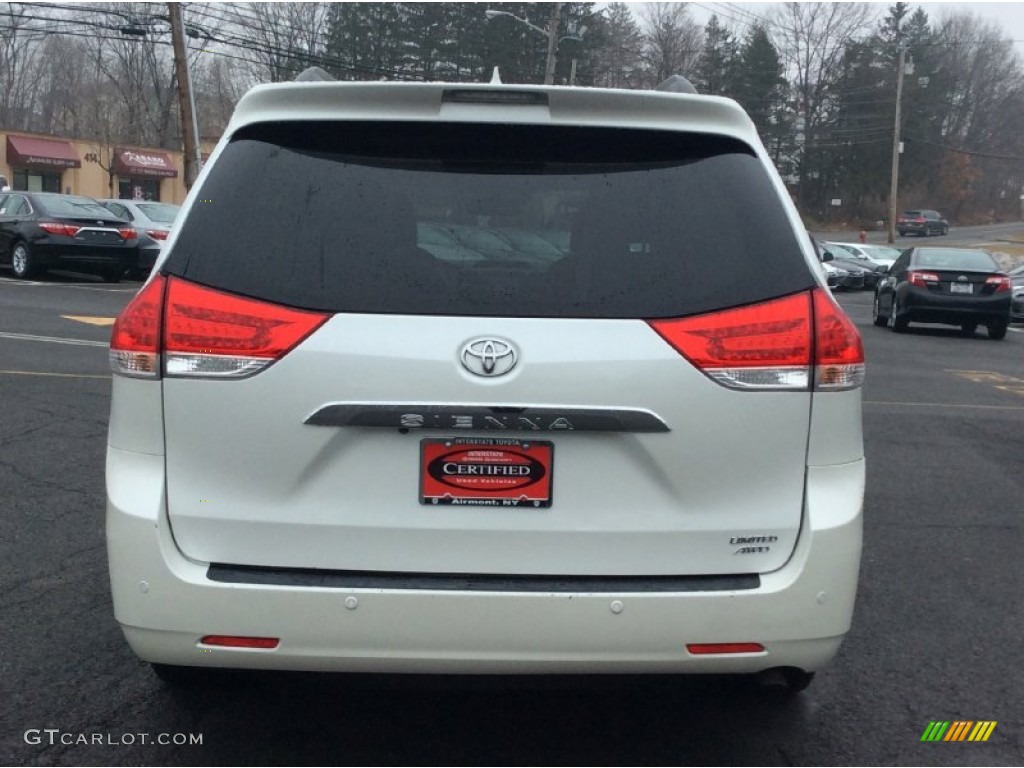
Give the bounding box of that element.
[106,76,865,692]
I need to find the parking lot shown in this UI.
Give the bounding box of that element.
[0,271,1021,766]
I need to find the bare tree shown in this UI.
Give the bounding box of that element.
[225,2,330,83]
[591,2,647,89]
[0,3,47,129]
[771,2,874,207]
[638,3,702,87]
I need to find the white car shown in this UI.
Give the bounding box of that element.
[97,199,180,278]
[106,74,865,692]
[827,241,901,270]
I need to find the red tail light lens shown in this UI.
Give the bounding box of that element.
[109,276,166,378]
[118,227,137,240]
[687,642,765,655]
[649,288,864,391]
[649,292,812,390]
[163,277,329,378]
[915,217,926,223]
[110,276,330,379]
[985,275,1011,293]
[909,271,940,287]
[145,229,169,240]
[199,635,279,649]
[39,222,80,237]
[650,292,812,368]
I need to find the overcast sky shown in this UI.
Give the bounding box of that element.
[686,1,1024,45]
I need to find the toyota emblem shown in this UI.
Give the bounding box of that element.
[460,338,518,377]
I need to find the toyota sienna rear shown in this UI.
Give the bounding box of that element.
[106,79,865,691]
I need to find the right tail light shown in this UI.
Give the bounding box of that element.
[648,288,864,392]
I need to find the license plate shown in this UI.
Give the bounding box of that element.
[420,438,553,508]
[950,282,973,294]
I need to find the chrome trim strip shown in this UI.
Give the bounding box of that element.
[304,403,670,433]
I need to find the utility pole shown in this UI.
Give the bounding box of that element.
[169,2,200,189]
[543,3,562,86]
[887,46,908,244]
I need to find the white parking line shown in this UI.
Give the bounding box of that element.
[0,277,136,292]
[0,331,108,347]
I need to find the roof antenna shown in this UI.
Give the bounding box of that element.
[490,66,502,85]
[656,74,697,94]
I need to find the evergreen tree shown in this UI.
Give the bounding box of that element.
[695,15,738,96]
[733,25,793,171]
[588,3,645,89]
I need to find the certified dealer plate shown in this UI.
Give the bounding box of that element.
[420,438,553,507]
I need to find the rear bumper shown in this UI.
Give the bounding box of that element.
[107,448,863,675]
[33,241,138,268]
[901,287,1011,325]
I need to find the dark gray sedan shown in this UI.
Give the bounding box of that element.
[872,247,1012,339]
[0,191,139,282]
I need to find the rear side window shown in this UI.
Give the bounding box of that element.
[164,122,813,318]
[135,202,179,223]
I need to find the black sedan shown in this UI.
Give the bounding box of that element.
[872,247,1012,339]
[0,191,139,282]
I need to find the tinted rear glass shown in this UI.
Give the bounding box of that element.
[163,121,813,318]
[913,249,997,271]
[38,195,116,218]
[135,202,180,223]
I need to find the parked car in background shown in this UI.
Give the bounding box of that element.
[98,200,180,279]
[817,241,884,289]
[897,210,949,237]
[0,191,138,282]
[826,242,901,270]
[107,76,865,693]
[822,260,862,290]
[873,246,1012,339]
[818,259,839,289]
[1009,263,1024,323]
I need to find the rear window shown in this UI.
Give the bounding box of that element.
[39,195,115,218]
[163,121,813,318]
[135,202,180,223]
[914,249,997,271]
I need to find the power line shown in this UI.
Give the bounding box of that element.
[906,135,1024,162]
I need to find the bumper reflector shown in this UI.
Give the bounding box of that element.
[686,642,765,655]
[199,635,280,649]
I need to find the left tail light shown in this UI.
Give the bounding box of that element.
[39,222,80,236]
[909,271,940,287]
[109,276,330,379]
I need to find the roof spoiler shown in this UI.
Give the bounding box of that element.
[656,75,698,94]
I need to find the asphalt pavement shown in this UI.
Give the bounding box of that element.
[0,270,1021,766]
